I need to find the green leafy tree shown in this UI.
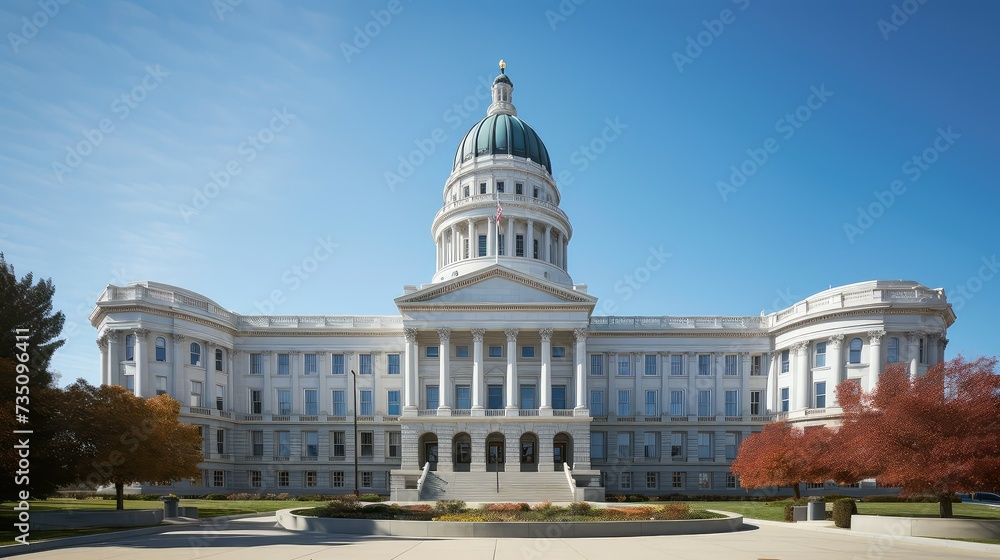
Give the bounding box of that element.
[0,252,65,387]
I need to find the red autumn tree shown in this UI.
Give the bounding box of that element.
[837,356,1000,518]
[731,420,834,499]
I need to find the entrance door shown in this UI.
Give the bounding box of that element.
[487,441,505,472]
[425,442,438,471]
[553,443,567,471]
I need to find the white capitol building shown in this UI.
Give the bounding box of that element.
[90,63,955,501]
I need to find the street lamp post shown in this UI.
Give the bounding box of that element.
[351,369,359,497]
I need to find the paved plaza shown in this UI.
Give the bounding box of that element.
[4,514,999,560]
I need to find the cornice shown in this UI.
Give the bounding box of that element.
[398,267,595,304]
[769,307,951,337]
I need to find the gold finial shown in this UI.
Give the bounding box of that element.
[499,59,506,73]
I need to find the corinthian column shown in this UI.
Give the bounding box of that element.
[505,328,519,413]
[573,328,588,414]
[539,328,553,413]
[437,328,451,413]
[471,328,486,412]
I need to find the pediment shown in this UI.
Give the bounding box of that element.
[395,266,597,307]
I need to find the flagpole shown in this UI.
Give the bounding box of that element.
[495,190,500,265]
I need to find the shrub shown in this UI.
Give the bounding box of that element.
[204,494,229,501]
[358,493,383,502]
[659,503,691,519]
[486,502,525,512]
[832,498,857,528]
[822,494,849,502]
[434,500,466,515]
[532,500,553,511]
[568,502,592,516]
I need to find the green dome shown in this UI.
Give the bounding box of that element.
[453,113,552,175]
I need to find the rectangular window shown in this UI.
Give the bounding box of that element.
[670,390,685,416]
[646,471,658,490]
[919,337,925,363]
[125,375,134,393]
[552,346,566,358]
[125,334,135,361]
[698,354,711,376]
[332,353,345,374]
[304,389,318,415]
[515,182,523,195]
[780,387,790,412]
[360,390,373,416]
[215,429,225,454]
[888,337,899,363]
[533,186,540,198]
[249,470,262,488]
[750,390,762,416]
[250,353,263,375]
[644,432,657,459]
[425,385,439,410]
[359,353,372,375]
[533,239,539,259]
[617,355,631,376]
[479,182,487,194]
[215,350,224,371]
[277,471,289,487]
[155,376,167,396]
[725,390,740,417]
[644,354,657,376]
[620,472,631,490]
[751,355,762,376]
[617,390,631,416]
[552,386,566,409]
[489,345,503,358]
[331,431,345,457]
[698,432,713,460]
[277,389,291,415]
[781,350,790,373]
[617,432,632,459]
[463,185,470,197]
[725,355,738,376]
[589,354,603,375]
[726,473,738,489]
[455,386,471,410]
[816,342,827,367]
[590,431,606,460]
[331,471,345,487]
[498,234,505,256]
[671,432,685,460]
[213,470,225,487]
[155,339,166,362]
[250,430,263,456]
[644,390,657,416]
[387,432,401,458]
[590,390,604,416]
[456,345,469,357]
[332,390,346,415]
[190,381,203,407]
[304,353,317,375]
[478,235,487,257]
[361,471,373,488]
[697,390,712,417]
[672,471,685,489]
[304,471,317,488]
[278,353,290,375]
[515,234,525,257]
[670,354,684,376]
[304,431,318,458]
[521,346,535,358]
[496,181,504,193]
[387,353,400,374]
[725,432,740,460]
[698,472,712,489]
[815,382,827,408]
[360,431,373,457]
[464,238,469,259]
[426,346,439,358]
[276,431,290,457]
[520,384,537,409]
[487,384,503,409]
[388,390,401,415]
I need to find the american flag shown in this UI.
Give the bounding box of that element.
[495,199,503,231]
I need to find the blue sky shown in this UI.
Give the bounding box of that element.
[1,0,997,387]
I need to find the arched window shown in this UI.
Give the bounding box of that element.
[215,349,224,372]
[125,334,135,361]
[155,337,166,362]
[190,342,201,366]
[886,337,899,363]
[849,338,863,364]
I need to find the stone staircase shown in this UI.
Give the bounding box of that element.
[420,471,574,502]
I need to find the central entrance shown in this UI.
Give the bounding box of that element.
[520,432,538,472]
[486,432,505,472]
[554,432,572,471]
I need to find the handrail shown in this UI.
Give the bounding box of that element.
[563,462,576,498]
[416,462,430,497]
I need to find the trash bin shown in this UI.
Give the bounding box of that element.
[807,500,825,521]
[162,496,179,518]
[792,505,809,522]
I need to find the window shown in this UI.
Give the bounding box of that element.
[590,432,606,460]
[645,354,657,376]
[781,350,790,373]
[155,376,167,396]
[887,337,899,362]
[725,432,740,460]
[919,337,925,363]
[498,234,505,256]
[361,471,373,488]
[670,390,685,416]
[304,431,318,457]
[479,182,486,194]
[155,337,166,361]
[487,384,503,409]
[125,334,135,361]
[304,353,317,375]
[671,432,685,460]
[213,470,225,487]
[276,431,290,457]
[815,382,827,408]
[190,342,201,366]
[331,471,344,487]
[304,389,318,415]
[489,345,503,358]
[533,186,539,198]
[617,390,631,416]
[464,238,469,259]
[726,473,738,489]
[216,429,225,454]
[215,348,224,371]
[387,353,400,374]
[533,239,539,259]
[552,346,566,358]
[360,390,373,416]
[644,432,658,459]
[387,432,401,458]
[697,390,712,417]
[388,390,401,415]
[332,390,346,415]
[644,471,657,489]
[425,385,439,410]
[332,353,345,374]
[698,354,711,375]
[698,472,712,489]
[750,390,762,416]
[671,354,684,376]
[216,385,225,411]
[698,433,713,460]
[725,390,739,417]
[672,471,685,489]
[617,432,632,459]
[277,353,289,375]
[590,390,604,415]
[456,345,469,358]
[552,386,566,409]
[520,384,537,409]
[359,353,372,375]
[521,346,535,358]
[125,374,134,392]
[277,471,289,487]
[250,430,263,456]
[780,387,790,412]
[277,389,291,415]
[250,353,263,375]
[304,471,317,488]
[515,234,524,257]
[815,342,827,367]
[590,354,603,375]
[644,390,658,416]
[478,235,487,257]
[360,431,373,457]
[619,472,631,490]
[463,185,469,197]
[617,355,631,376]
[515,182,523,195]
[426,346,439,358]
[725,355,738,376]
[331,431,345,457]
[249,470,262,488]
[190,381,203,407]
[496,181,504,193]
[849,338,863,364]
